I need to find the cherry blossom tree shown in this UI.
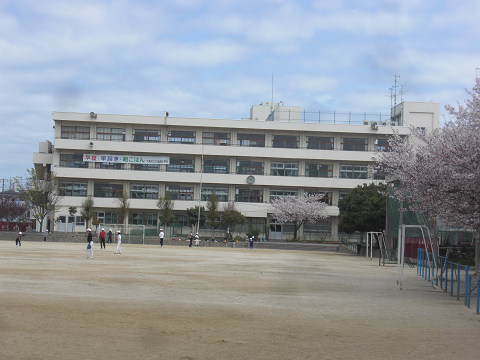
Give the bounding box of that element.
[375,78,480,273]
[271,194,328,241]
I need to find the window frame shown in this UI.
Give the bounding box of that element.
[235,188,263,203]
[341,137,368,151]
[237,133,265,147]
[58,181,88,197]
[93,183,124,198]
[202,132,231,146]
[305,163,333,178]
[236,160,264,175]
[168,130,196,144]
[130,184,159,199]
[96,127,125,141]
[61,125,90,140]
[59,154,88,168]
[307,136,334,150]
[272,135,299,149]
[133,129,160,143]
[165,185,194,200]
[339,164,368,179]
[270,161,299,177]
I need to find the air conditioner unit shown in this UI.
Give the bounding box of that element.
[371,121,378,130]
[363,121,369,125]
[381,121,387,126]
[391,121,397,126]
[90,112,97,119]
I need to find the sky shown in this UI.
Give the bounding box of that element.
[1,0,479,181]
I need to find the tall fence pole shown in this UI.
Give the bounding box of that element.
[464,266,469,306]
[457,264,461,301]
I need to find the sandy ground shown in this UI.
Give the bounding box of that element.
[0,241,479,360]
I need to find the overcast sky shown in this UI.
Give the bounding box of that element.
[1,0,479,181]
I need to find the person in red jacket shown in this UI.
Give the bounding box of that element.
[99,228,106,249]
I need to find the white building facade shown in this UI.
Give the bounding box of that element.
[33,101,439,241]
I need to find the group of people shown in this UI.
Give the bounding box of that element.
[85,227,122,259]
[187,233,200,247]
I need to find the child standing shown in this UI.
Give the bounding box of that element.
[114,230,122,254]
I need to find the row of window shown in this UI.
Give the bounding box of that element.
[61,126,389,151]
[59,154,374,179]
[58,182,335,204]
[58,212,332,235]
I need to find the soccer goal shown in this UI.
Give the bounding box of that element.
[102,224,145,244]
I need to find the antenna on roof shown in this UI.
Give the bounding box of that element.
[271,72,274,110]
[390,75,406,107]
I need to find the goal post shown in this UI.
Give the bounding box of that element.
[102,224,145,244]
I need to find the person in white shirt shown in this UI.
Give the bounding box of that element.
[194,233,200,247]
[86,228,93,258]
[159,229,164,247]
[114,230,122,254]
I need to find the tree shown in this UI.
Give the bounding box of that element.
[186,206,205,233]
[15,167,61,232]
[338,183,386,235]
[0,192,27,230]
[271,194,328,241]
[375,78,480,274]
[157,195,175,233]
[222,203,246,236]
[80,197,94,230]
[205,192,220,240]
[117,191,130,226]
[68,206,77,233]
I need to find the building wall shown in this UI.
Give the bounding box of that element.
[33,102,438,240]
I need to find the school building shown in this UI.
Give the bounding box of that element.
[33,101,439,241]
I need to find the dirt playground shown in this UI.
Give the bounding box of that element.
[1,240,479,360]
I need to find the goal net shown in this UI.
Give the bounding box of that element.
[102,224,145,244]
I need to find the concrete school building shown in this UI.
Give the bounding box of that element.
[33,101,439,241]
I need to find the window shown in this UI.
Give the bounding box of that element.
[201,186,229,202]
[236,160,264,175]
[104,212,118,224]
[270,189,298,202]
[134,129,160,142]
[339,192,349,203]
[341,138,367,151]
[376,138,389,151]
[307,136,334,150]
[95,162,124,170]
[96,127,125,141]
[305,163,333,178]
[173,214,189,227]
[61,125,90,139]
[203,159,229,174]
[130,184,159,199]
[305,190,333,205]
[133,163,160,171]
[237,133,265,147]
[168,130,195,144]
[60,154,88,168]
[129,212,157,226]
[94,183,123,198]
[58,182,87,197]
[270,162,299,176]
[272,135,298,149]
[167,158,194,172]
[339,164,368,179]
[235,188,263,203]
[203,132,230,146]
[303,218,332,234]
[166,185,193,200]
